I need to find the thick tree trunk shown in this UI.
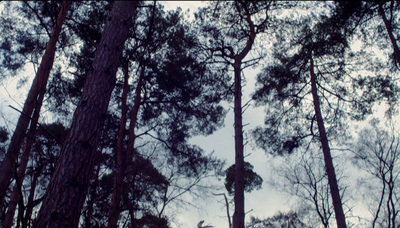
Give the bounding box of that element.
[0,0,72,207]
[378,2,400,67]
[309,53,347,228]
[33,2,138,227]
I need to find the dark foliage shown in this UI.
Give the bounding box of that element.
[0,127,8,144]
[224,162,263,196]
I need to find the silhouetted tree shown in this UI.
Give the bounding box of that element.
[0,2,72,212]
[224,162,263,196]
[33,2,139,227]
[252,2,370,227]
[247,211,310,228]
[352,119,400,228]
[196,2,274,227]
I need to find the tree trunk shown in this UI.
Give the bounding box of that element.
[0,1,72,206]
[378,2,400,67]
[232,60,245,228]
[232,3,256,228]
[84,157,101,228]
[21,163,43,228]
[3,77,47,228]
[108,4,156,225]
[15,175,24,228]
[33,2,138,227]
[213,193,232,228]
[309,53,347,228]
[126,66,144,167]
[107,62,130,228]
[108,64,145,228]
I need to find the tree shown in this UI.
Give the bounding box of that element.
[106,3,228,226]
[0,1,72,210]
[33,2,139,227]
[270,147,347,227]
[106,60,131,228]
[46,1,113,119]
[309,48,347,228]
[246,211,310,228]
[107,3,157,226]
[251,2,370,227]
[352,119,400,228]
[29,2,227,226]
[2,1,399,227]
[346,1,400,70]
[213,192,232,228]
[13,122,67,228]
[213,162,263,228]
[326,2,400,116]
[224,162,263,196]
[377,1,400,68]
[196,2,273,227]
[3,121,67,228]
[0,126,9,223]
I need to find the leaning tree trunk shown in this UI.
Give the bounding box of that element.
[3,59,53,227]
[309,53,347,228]
[33,2,138,227]
[0,0,72,207]
[378,2,400,67]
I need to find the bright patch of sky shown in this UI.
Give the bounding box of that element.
[162,1,207,15]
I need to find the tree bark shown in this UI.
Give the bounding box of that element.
[232,3,256,228]
[233,60,245,228]
[378,2,400,67]
[0,0,72,207]
[33,2,138,227]
[309,53,347,228]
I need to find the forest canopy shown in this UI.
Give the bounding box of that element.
[0,1,399,228]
